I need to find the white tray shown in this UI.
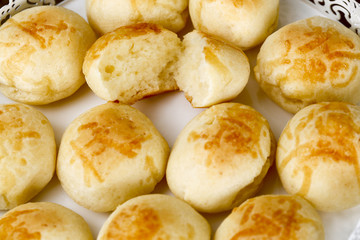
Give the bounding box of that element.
[1,0,360,239]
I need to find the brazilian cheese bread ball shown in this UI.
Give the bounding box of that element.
[0,104,56,210]
[0,202,93,240]
[57,102,169,212]
[86,0,188,35]
[277,102,360,211]
[0,6,96,104]
[214,195,324,240]
[83,23,181,105]
[166,103,276,213]
[254,16,360,114]
[97,194,211,240]
[189,0,279,49]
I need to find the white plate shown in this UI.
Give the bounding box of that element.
[1,0,360,239]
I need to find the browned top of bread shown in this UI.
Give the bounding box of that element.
[57,102,169,212]
[273,17,359,85]
[277,102,360,211]
[82,22,180,104]
[0,104,56,210]
[185,104,271,172]
[69,104,154,180]
[215,195,324,240]
[84,23,163,65]
[254,16,360,113]
[0,6,96,104]
[166,103,275,213]
[0,202,93,240]
[97,194,211,240]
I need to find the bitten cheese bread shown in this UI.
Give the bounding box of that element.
[277,102,360,211]
[0,202,93,240]
[83,23,181,105]
[189,0,279,49]
[57,102,169,212]
[0,6,96,105]
[0,104,56,210]
[97,194,211,240]
[166,103,276,213]
[214,195,324,240]
[254,16,360,114]
[175,30,250,107]
[86,0,188,35]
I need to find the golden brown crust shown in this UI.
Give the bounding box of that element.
[273,18,359,88]
[0,6,96,104]
[0,208,43,239]
[57,102,169,212]
[0,202,93,240]
[186,104,269,172]
[214,195,324,240]
[82,22,180,104]
[166,103,275,213]
[255,16,360,113]
[97,194,211,240]
[104,204,162,239]
[277,102,360,211]
[84,23,163,65]
[0,104,56,210]
[69,106,153,186]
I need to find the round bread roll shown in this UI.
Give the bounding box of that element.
[189,0,279,50]
[57,102,169,212]
[166,103,276,213]
[254,16,360,114]
[97,194,211,240]
[214,195,324,240]
[0,202,93,239]
[0,104,56,210]
[277,102,360,212]
[0,6,96,105]
[86,0,188,35]
[175,30,250,107]
[83,23,181,105]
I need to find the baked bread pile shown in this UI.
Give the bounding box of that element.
[0,0,359,239]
